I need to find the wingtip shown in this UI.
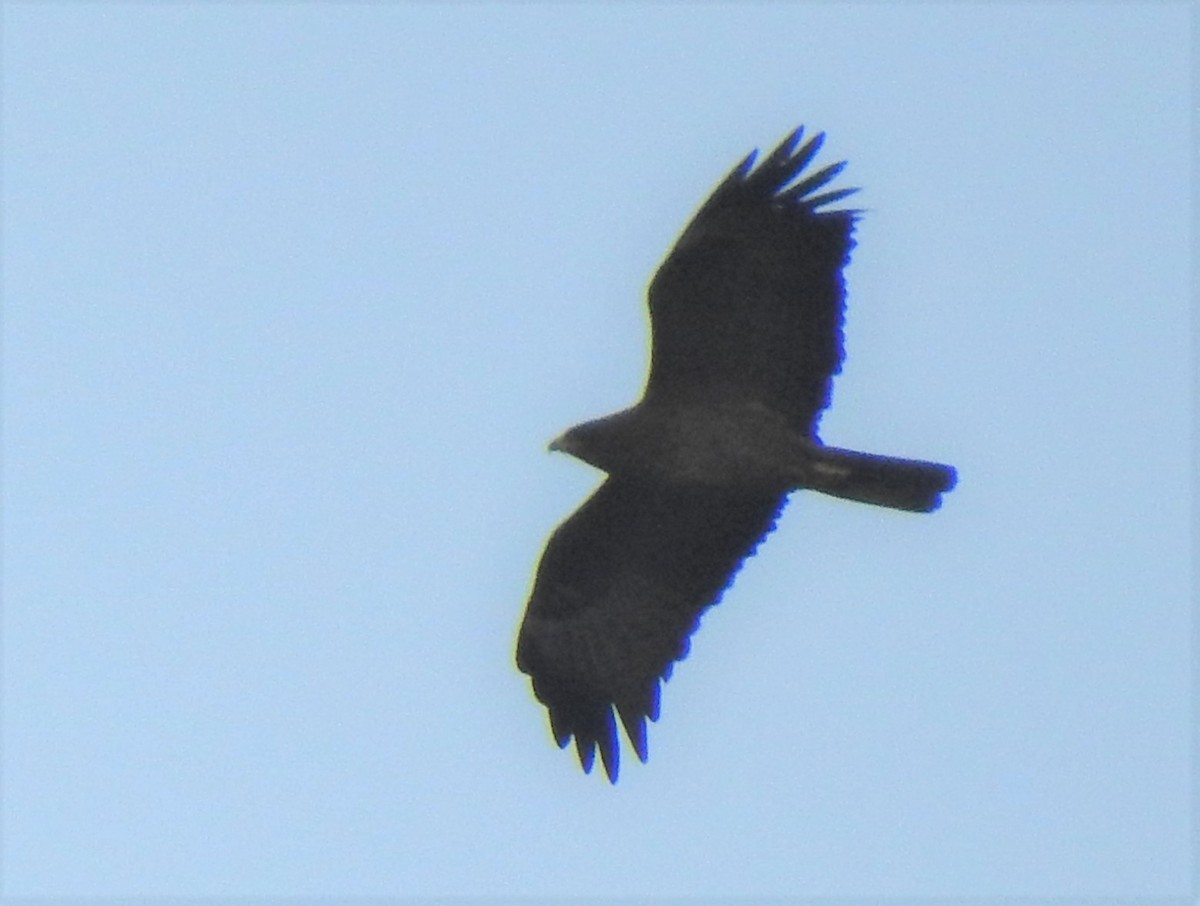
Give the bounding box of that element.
[757,126,806,174]
[700,124,852,217]
[735,125,855,213]
[734,150,757,180]
[574,734,596,774]
[803,185,860,211]
[617,706,650,766]
[777,158,854,211]
[597,732,619,783]
[796,128,825,159]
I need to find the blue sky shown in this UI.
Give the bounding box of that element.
[2,2,1192,899]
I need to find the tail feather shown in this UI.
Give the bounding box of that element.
[805,446,957,513]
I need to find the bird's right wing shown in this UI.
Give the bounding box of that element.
[516,478,785,782]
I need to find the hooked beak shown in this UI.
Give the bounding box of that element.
[548,428,579,455]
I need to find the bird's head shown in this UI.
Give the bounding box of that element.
[546,431,573,456]
[548,424,593,466]
[547,410,638,475]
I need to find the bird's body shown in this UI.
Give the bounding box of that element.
[517,127,956,782]
[553,399,812,490]
[556,400,952,508]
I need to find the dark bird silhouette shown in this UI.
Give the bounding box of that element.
[516,127,956,782]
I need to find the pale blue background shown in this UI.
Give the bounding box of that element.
[2,2,1192,900]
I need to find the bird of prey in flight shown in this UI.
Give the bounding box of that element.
[516,126,956,782]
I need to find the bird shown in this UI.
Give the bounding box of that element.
[515,126,956,783]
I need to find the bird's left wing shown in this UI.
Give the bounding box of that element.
[645,127,858,436]
[516,478,785,782]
